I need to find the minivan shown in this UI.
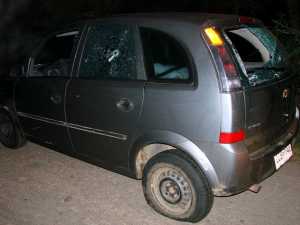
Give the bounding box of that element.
[0,13,298,222]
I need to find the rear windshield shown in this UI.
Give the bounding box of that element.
[225,26,288,86]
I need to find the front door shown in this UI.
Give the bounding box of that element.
[66,23,145,167]
[15,30,81,152]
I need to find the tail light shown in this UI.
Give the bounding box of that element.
[219,129,245,144]
[204,27,241,92]
[204,27,224,46]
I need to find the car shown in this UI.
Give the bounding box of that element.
[0,13,298,223]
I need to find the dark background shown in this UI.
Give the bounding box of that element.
[0,0,299,76]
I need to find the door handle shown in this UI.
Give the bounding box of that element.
[50,95,62,104]
[116,98,134,112]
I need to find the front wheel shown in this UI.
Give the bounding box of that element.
[142,150,213,223]
[0,109,25,149]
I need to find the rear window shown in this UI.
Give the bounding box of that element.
[225,26,288,86]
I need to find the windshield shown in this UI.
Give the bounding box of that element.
[225,26,288,86]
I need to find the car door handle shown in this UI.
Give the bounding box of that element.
[116,98,134,112]
[50,95,62,104]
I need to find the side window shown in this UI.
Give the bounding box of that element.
[140,28,192,82]
[79,24,137,80]
[31,31,80,77]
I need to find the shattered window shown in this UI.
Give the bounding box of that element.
[31,31,80,77]
[79,24,137,80]
[226,27,288,86]
[140,28,192,82]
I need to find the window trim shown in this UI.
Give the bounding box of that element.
[139,27,196,85]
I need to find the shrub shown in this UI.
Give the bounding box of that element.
[272,18,300,79]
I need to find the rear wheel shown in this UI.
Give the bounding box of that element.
[142,150,213,223]
[0,109,25,149]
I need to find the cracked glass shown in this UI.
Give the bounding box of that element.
[79,24,137,80]
[226,26,288,86]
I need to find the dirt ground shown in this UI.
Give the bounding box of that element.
[0,142,300,225]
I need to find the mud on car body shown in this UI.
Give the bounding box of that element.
[0,13,298,222]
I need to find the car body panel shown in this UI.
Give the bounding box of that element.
[66,79,145,166]
[15,78,72,152]
[244,76,296,153]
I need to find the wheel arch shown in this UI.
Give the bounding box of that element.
[129,130,219,188]
[0,101,25,140]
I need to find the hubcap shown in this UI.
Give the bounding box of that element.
[160,178,182,204]
[1,124,10,136]
[150,165,193,215]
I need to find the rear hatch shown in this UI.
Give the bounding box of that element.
[224,24,296,153]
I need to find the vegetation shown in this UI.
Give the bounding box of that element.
[273,18,300,77]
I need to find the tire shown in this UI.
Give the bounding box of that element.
[142,150,213,223]
[0,109,25,149]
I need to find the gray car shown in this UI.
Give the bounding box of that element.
[0,13,298,222]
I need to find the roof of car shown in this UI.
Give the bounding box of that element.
[66,13,263,31]
[89,12,240,25]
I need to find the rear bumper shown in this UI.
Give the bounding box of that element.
[206,116,299,196]
[248,118,298,182]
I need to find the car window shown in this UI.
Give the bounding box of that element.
[79,24,137,80]
[226,27,288,86]
[140,28,192,82]
[31,31,80,77]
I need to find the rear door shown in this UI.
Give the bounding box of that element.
[15,30,81,151]
[66,23,145,167]
[225,26,296,152]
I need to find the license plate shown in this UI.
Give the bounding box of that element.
[274,144,293,170]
